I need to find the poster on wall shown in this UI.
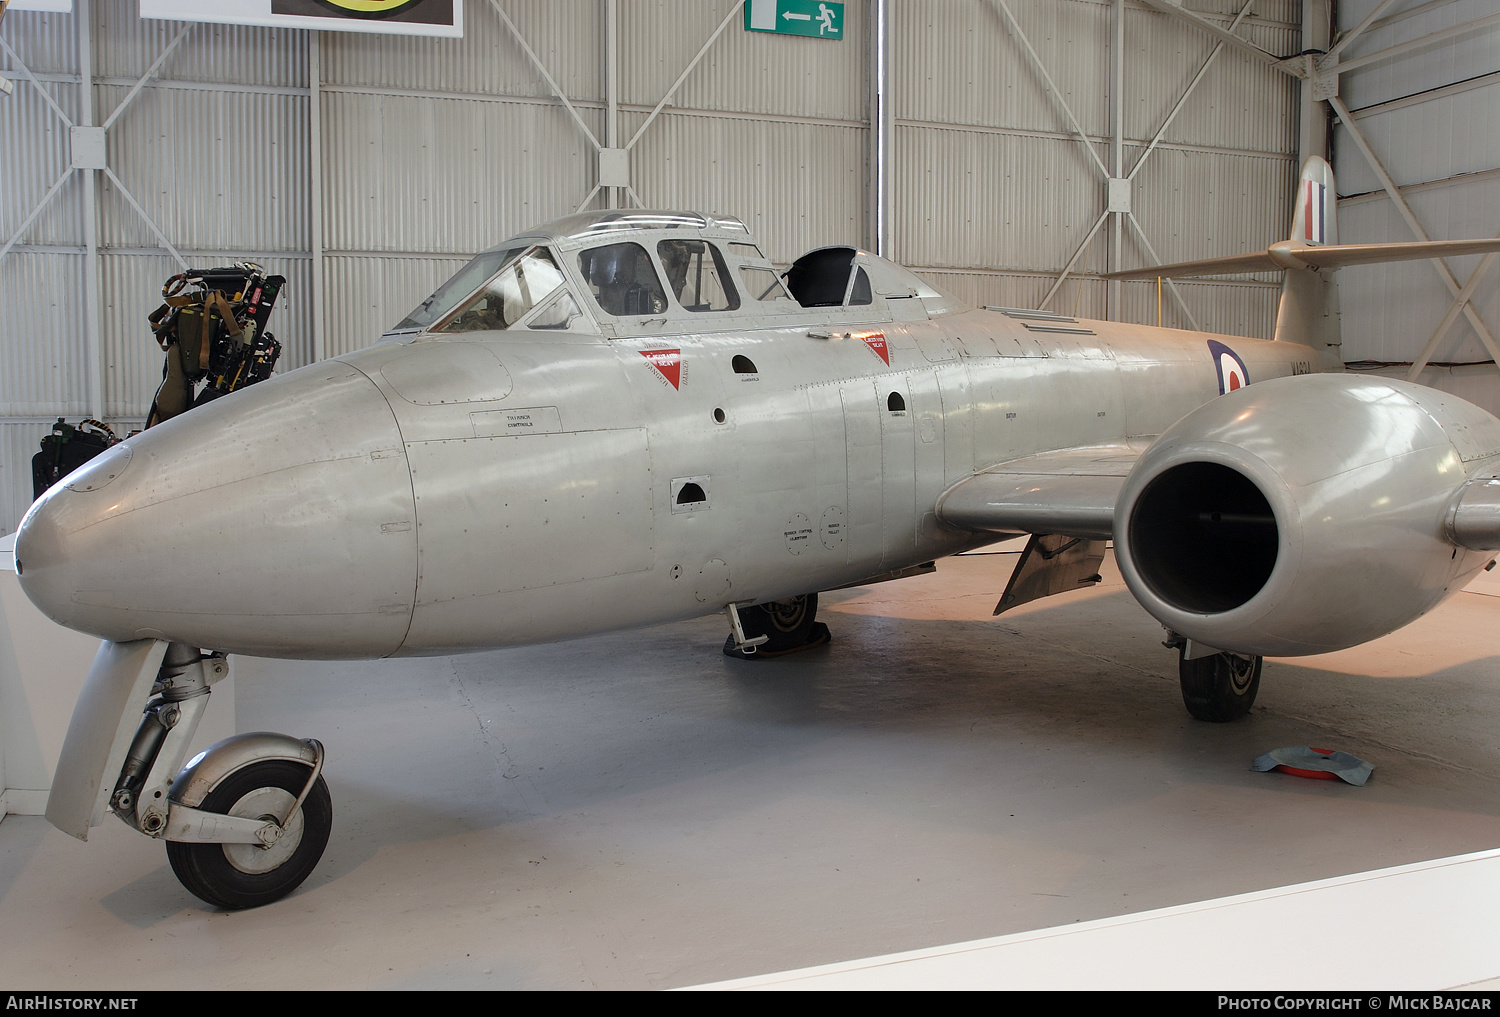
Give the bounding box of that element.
[139,1,462,38]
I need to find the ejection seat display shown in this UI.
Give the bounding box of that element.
[579,242,669,316]
[657,239,740,312]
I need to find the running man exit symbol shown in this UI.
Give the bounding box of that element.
[744,0,844,40]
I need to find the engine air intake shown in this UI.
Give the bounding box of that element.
[1128,462,1278,614]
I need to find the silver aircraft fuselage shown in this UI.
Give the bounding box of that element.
[14,212,1317,660]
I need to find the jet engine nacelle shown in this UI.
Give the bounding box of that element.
[1113,374,1500,657]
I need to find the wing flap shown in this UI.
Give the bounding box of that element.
[935,441,1149,539]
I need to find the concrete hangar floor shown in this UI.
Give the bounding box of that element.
[3,545,1500,990]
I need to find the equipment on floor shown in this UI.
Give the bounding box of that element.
[30,418,120,500]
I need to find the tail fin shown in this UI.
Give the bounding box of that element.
[1274,157,1341,368]
[1289,156,1337,248]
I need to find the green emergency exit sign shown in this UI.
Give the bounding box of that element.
[744,0,845,40]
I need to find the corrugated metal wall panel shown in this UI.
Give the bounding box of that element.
[1338,0,1500,111]
[321,0,601,103]
[891,126,1102,271]
[320,89,594,255]
[1333,0,1500,398]
[620,0,865,121]
[93,9,307,89]
[101,252,179,419]
[1130,147,1293,262]
[1334,83,1500,197]
[322,254,471,359]
[2,422,54,532]
[97,84,310,253]
[1338,174,1500,367]
[0,9,79,75]
[626,113,866,263]
[896,0,1109,137]
[1195,0,1298,20]
[1115,277,1280,339]
[0,252,89,417]
[1125,9,1299,154]
[0,84,82,246]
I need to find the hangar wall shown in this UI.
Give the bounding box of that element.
[1330,0,1500,410]
[0,0,1308,535]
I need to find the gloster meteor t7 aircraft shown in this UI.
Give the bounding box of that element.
[15,158,1500,909]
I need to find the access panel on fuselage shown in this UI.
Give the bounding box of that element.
[405,428,654,607]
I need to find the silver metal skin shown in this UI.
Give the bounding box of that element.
[16,360,418,659]
[169,732,323,810]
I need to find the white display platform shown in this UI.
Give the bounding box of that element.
[0,532,234,819]
[699,848,1500,990]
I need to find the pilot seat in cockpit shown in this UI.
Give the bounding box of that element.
[579,242,669,316]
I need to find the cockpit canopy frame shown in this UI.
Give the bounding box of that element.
[386,210,963,342]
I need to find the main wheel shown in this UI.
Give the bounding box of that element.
[724,593,829,658]
[166,760,332,910]
[1179,650,1262,722]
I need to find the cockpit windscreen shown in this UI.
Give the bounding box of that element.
[394,247,528,332]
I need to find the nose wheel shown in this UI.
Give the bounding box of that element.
[166,760,332,910]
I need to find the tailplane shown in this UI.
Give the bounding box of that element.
[1107,156,1500,371]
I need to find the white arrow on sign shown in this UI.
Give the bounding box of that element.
[783,11,811,20]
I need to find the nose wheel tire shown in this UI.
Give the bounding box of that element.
[1179,650,1262,722]
[166,760,332,910]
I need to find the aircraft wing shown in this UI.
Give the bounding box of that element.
[934,440,1153,540]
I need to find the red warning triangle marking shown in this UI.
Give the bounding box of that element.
[859,332,889,365]
[641,348,682,389]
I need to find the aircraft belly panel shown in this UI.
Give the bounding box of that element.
[404,428,653,645]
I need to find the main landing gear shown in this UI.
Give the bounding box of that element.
[1166,635,1262,722]
[724,594,831,659]
[103,641,331,909]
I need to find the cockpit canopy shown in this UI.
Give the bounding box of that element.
[389,210,961,339]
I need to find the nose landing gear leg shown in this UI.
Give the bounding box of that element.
[49,639,333,909]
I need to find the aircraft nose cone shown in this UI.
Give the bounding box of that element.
[15,361,417,658]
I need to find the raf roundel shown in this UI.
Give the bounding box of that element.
[1207,339,1249,395]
